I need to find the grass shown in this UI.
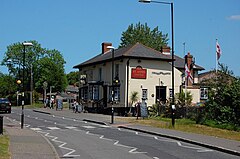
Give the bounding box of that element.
[0,133,10,159]
[116,117,240,141]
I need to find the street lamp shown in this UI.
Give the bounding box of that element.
[16,80,21,107]
[21,42,33,129]
[43,81,48,107]
[107,46,115,124]
[139,0,175,127]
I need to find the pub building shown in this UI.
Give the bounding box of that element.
[73,42,204,115]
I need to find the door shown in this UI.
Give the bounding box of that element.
[156,86,166,103]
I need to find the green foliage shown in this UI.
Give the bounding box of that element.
[66,71,79,86]
[1,40,67,95]
[0,134,10,159]
[130,91,139,106]
[148,104,159,117]
[0,73,17,98]
[176,89,193,106]
[119,22,168,51]
[203,63,240,128]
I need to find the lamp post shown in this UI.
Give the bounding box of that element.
[43,81,48,107]
[107,46,115,124]
[139,0,175,127]
[16,80,21,107]
[21,42,33,129]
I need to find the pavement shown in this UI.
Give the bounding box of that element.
[3,107,240,158]
[3,116,59,159]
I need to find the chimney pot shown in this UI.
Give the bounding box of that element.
[102,42,112,54]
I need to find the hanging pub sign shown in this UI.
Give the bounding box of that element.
[131,66,147,79]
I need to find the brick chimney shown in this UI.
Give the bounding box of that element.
[185,52,193,68]
[102,42,112,54]
[161,46,171,55]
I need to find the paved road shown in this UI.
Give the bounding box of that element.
[4,108,239,159]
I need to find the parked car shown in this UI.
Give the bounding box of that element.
[0,98,11,113]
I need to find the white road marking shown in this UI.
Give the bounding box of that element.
[38,131,80,157]
[197,149,213,152]
[47,127,60,130]
[25,124,30,128]
[31,128,42,131]
[98,125,110,128]
[84,131,147,154]
[82,125,96,129]
[138,132,213,153]
[66,126,77,129]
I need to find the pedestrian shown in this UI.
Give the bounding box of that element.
[46,97,50,108]
[74,100,80,113]
[50,96,54,109]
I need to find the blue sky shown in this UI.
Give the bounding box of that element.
[1,0,240,76]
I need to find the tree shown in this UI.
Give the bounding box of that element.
[176,90,193,107]
[66,71,79,86]
[119,22,168,51]
[203,63,240,129]
[129,91,139,115]
[1,40,67,95]
[0,73,17,98]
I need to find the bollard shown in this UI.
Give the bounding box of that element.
[0,116,3,135]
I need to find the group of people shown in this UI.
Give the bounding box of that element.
[72,100,83,113]
[44,96,55,109]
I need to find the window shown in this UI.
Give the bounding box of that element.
[200,88,208,100]
[142,89,148,100]
[109,86,120,102]
[114,87,120,101]
[80,87,88,100]
[89,85,99,100]
[169,88,173,98]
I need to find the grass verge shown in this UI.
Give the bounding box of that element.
[116,117,240,141]
[0,132,10,159]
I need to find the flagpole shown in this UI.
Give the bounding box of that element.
[185,70,187,105]
[216,39,218,73]
[183,43,187,107]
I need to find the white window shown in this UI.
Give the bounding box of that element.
[142,89,148,100]
[200,88,208,100]
[169,88,173,98]
[109,86,120,102]
[89,86,99,100]
[114,87,120,101]
[80,87,88,100]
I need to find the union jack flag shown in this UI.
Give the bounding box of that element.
[185,64,193,83]
[216,41,221,60]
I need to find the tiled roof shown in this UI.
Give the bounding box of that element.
[73,42,204,71]
[73,43,172,68]
[174,55,204,70]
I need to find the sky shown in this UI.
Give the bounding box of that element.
[1,0,240,76]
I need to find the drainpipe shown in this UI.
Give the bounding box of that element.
[126,59,130,115]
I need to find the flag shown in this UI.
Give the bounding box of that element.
[216,41,221,60]
[185,64,193,83]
